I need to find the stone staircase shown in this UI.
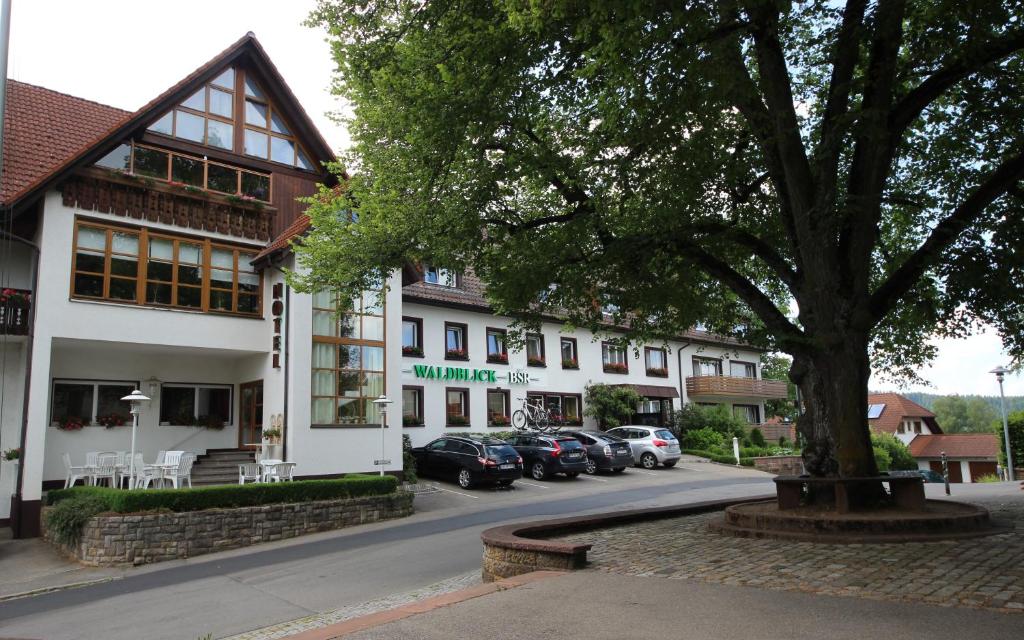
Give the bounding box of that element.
[190,448,255,486]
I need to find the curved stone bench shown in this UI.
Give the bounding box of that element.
[480,496,773,582]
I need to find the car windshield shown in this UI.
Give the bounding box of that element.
[555,438,583,449]
[485,445,517,458]
[655,430,676,440]
[600,433,625,442]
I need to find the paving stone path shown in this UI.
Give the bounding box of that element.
[557,494,1024,613]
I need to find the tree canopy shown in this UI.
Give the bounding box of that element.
[297,0,1024,485]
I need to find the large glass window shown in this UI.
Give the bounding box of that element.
[73,221,262,315]
[445,323,467,359]
[487,389,510,426]
[602,343,628,373]
[402,387,423,426]
[402,317,423,356]
[730,361,757,378]
[733,404,761,424]
[51,380,137,426]
[526,334,545,366]
[446,388,469,426]
[149,68,236,150]
[486,328,507,363]
[692,357,722,377]
[159,383,232,427]
[560,338,578,368]
[645,348,668,377]
[241,75,314,169]
[312,287,386,426]
[424,265,458,287]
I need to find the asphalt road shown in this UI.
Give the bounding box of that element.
[0,460,774,640]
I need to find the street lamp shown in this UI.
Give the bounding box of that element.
[372,395,393,477]
[121,389,150,489]
[990,366,1014,482]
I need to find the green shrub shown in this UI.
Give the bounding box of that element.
[749,428,766,447]
[45,495,110,546]
[47,476,398,513]
[778,436,790,448]
[682,449,754,466]
[870,432,916,470]
[402,434,417,484]
[975,473,1001,483]
[673,404,747,440]
[584,384,642,429]
[681,427,725,451]
[873,446,892,472]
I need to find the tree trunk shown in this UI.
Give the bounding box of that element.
[791,336,885,508]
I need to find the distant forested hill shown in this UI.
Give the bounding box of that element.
[869,391,1024,433]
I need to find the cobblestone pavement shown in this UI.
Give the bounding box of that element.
[222,571,481,640]
[557,493,1024,613]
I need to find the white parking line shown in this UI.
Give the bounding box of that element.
[435,486,479,499]
[576,475,609,482]
[516,480,550,489]
[631,469,659,476]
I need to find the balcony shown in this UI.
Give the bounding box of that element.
[685,375,788,399]
[0,289,31,336]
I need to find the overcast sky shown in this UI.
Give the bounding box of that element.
[8,1,1021,397]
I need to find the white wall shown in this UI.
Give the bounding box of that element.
[399,303,767,446]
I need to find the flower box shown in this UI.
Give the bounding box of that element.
[646,367,669,377]
[446,415,469,426]
[561,359,579,369]
[489,415,510,427]
[402,415,423,427]
[527,356,546,367]
[603,363,629,374]
[487,353,509,364]
[445,348,469,360]
[402,345,424,357]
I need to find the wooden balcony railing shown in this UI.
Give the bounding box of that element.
[685,375,788,399]
[0,288,31,336]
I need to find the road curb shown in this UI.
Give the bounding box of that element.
[0,576,117,602]
[281,571,564,639]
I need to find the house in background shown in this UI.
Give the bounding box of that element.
[867,392,941,445]
[907,434,1000,483]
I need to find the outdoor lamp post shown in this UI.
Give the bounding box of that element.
[373,395,393,477]
[121,389,150,489]
[990,366,1014,482]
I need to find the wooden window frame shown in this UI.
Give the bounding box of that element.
[485,327,508,364]
[526,391,584,426]
[560,337,579,369]
[445,387,470,427]
[126,141,272,203]
[70,218,263,317]
[602,342,628,374]
[692,356,723,377]
[401,316,424,357]
[311,289,387,428]
[729,359,758,379]
[240,70,313,169]
[444,322,469,360]
[487,387,511,427]
[402,385,424,427]
[732,404,761,424]
[644,347,669,378]
[526,333,546,367]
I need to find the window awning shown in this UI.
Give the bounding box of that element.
[610,384,680,399]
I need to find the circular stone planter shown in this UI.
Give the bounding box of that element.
[707,499,1011,543]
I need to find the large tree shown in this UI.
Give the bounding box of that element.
[298,1,1024,504]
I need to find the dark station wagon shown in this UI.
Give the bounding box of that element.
[411,436,523,489]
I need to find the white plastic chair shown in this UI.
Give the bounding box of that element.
[267,462,297,482]
[62,453,89,489]
[136,461,164,489]
[239,463,261,484]
[167,453,195,489]
[91,454,119,488]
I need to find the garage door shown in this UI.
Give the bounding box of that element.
[968,461,997,481]
[929,460,964,483]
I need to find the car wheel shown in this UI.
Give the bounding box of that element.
[531,462,547,480]
[497,479,514,487]
[640,452,658,469]
[612,467,626,473]
[663,461,677,468]
[566,472,579,478]
[457,468,475,489]
[585,458,598,475]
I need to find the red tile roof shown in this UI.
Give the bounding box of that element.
[254,214,310,262]
[868,392,941,435]
[1,80,129,204]
[908,434,999,459]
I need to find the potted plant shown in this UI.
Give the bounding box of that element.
[402,415,422,427]
[447,414,469,426]
[97,413,127,428]
[561,358,579,369]
[445,348,468,360]
[402,345,424,357]
[174,412,196,427]
[3,447,20,462]
[527,355,546,367]
[58,416,85,431]
[199,414,225,430]
[646,367,669,377]
[487,352,509,364]
[489,414,510,427]
[262,427,282,443]
[1,288,30,307]
[604,362,629,374]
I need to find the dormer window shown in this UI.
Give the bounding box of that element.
[424,265,458,288]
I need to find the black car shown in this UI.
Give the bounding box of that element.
[411,436,522,489]
[562,430,634,474]
[505,433,589,480]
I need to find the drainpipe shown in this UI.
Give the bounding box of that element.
[676,341,691,410]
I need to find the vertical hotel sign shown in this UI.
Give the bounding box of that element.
[272,283,284,368]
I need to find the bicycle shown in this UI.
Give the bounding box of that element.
[511,397,550,433]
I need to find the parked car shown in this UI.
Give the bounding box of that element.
[410,436,522,489]
[604,426,682,469]
[505,433,589,480]
[887,469,945,483]
[562,430,634,474]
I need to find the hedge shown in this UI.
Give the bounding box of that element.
[46,475,399,513]
[683,449,755,467]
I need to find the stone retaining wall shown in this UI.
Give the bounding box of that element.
[45,491,413,566]
[752,455,804,476]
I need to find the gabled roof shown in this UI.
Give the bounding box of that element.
[1,80,129,204]
[867,392,942,435]
[908,434,998,459]
[3,32,336,212]
[255,214,310,263]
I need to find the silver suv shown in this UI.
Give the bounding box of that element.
[605,426,681,469]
